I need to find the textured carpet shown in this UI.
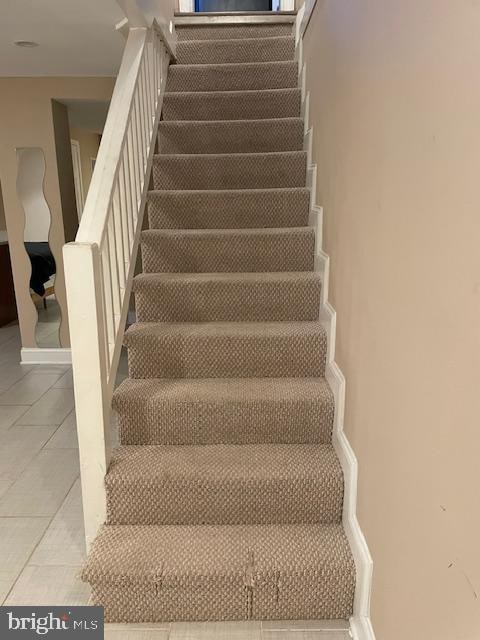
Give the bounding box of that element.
[83,524,355,622]
[105,443,343,525]
[147,187,311,229]
[140,227,315,272]
[83,15,356,622]
[113,377,335,445]
[162,88,302,120]
[152,151,307,190]
[176,36,295,64]
[166,60,299,92]
[157,118,304,154]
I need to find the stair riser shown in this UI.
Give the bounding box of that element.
[152,152,307,191]
[147,189,311,229]
[84,523,355,623]
[158,119,304,154]
[92,578,354,622]
[115,398,334,446]
[162,89,301,121]
[166,61,298,92]
[92,584,247,623]
[134,278,321,323]
[125,329,327,379]
[176,24,294,41]
[141,230,314,273]
[176,37,295,65]
[253,581,355,620]
[106,479,343,526]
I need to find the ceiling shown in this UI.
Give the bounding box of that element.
[0,0,126,77]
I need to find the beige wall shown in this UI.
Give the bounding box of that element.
[303,2,480,639]
[69,127,101,200]
[0,77,115,349]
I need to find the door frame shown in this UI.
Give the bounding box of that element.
[70,139,85,221]
[179,0,294,11]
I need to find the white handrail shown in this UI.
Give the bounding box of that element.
[63,21,174,549]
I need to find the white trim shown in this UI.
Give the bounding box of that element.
[301,47,375,639]
[350,614,377,640]
[296,0,317,38]
[178,0,194,11]
[174,14,295,24]
[176,0,295,13]
[21,347,72,365]
[71,139,85,220]
[295,2,305,44]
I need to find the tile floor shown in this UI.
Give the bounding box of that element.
[0,322,351,640]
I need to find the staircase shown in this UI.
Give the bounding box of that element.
[81,14,356,623]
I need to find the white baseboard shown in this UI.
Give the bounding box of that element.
[21,348,72,365]
[350,615,376,640]
[301,48,375,640]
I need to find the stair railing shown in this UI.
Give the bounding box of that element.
[63,21,175,549]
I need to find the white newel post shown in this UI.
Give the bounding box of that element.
[63,242,111,550]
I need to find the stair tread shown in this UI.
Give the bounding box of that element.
[148,186,309,195]
[178,35,294,45]
[133,271,320,322]
[140,227,314,273]
[163,87,301,105]
[159,116,303,125]
[147,187,311,230]
[134,271,320,284]
[166,65,297,92]
[84,522,354,620]
[163,88,301,121]
[157,117,304,153]
[83,522,354,583]
[107,443,341,483]
[125,320,327,341]
[175,24,294,42]
[152,151,307,191]
[164,87,301,99]
[158,116,303,137]
[166,61,298,93]
[113,376,334,446]
[170,60,297,70]
[154,150,307,160]
[114,375,333,404]
[124,321,327,379]
[105,443,343,525]
[141,225,312,238]
[176,35,294,65]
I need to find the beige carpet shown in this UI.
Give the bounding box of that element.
[82,16,355,623]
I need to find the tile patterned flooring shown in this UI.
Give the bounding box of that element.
[0,323,351,640]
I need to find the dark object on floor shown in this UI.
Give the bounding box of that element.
[0,241,18,327]
[25,241,56,297]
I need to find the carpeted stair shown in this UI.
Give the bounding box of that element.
[82,15,356,623]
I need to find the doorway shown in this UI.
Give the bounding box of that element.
[195,0,272,10]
